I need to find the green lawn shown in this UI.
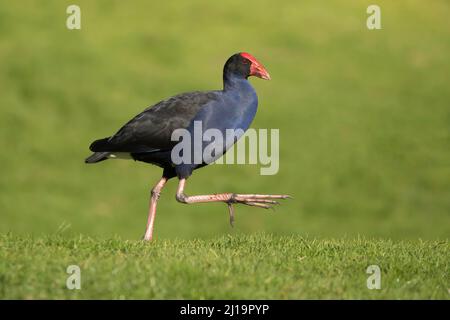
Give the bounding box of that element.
[0,234,448,299]
[0,1,449,299]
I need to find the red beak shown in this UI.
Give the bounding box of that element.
[251,62,271,80]
[240,52,271,80]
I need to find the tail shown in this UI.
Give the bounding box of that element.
[85,152,110,163]
[85,137,111,164]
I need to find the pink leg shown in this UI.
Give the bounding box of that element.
[175,178,290,226]
[143,177,168,241]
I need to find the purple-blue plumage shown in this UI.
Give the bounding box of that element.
[85,52,270,180]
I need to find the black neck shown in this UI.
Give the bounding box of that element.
[223,72,247,91]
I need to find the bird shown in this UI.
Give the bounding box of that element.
[85,52,290,241]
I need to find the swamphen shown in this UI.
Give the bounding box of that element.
[85,52,289,241]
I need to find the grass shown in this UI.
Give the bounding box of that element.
[0,1,449,299]
[0,233,448,299]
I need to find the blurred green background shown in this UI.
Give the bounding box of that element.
[0,0,449,240]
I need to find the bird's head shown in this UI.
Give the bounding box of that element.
[224,52,271,81]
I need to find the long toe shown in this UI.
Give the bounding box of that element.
[233,194,291,209]
[236,194,290,200]
[242,202,276,209]
[234,196,280,205]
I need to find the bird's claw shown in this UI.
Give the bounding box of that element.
[225,193,290,226]
[233,194,289,209]
[227,203,235,227]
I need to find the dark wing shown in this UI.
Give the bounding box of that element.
[90,91,220,153]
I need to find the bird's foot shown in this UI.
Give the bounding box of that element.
[226,193,291,226]
[229,193,291,209]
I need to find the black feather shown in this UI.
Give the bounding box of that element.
[85,152,110,163]
[89,137,111,152]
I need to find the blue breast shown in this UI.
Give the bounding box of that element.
[196,81,257,132]
[175,77,258,177]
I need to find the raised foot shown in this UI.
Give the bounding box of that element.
[227,193,291,227]
[231,194,291,209]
